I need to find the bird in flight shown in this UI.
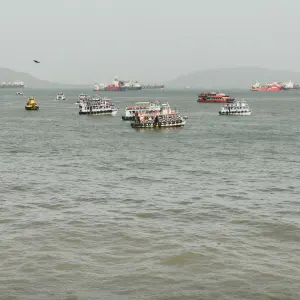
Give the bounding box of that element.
[33,60,40,63]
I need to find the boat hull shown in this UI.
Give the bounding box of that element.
[122,116,135,121]
[25,106,39,110]
[126,86,142,90]
[131,120,186,128]
[79,109,118,116]
[283,87,300,90]
[251,88,282,92]
[93,86,126,92]
[198,99,233,103]
[219,111,251,116]
[141,85,164,89]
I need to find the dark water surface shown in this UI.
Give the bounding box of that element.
[0,88,299,299]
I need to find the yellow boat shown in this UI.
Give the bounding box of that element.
[25,97,39,110]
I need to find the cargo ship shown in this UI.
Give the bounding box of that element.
[93,77,141,92]
[141,84,165,89]
[1,81,24,88]
[251,81,283,92]
[282,80,300,90]
[93,84,126,92]
[197,92,234,103]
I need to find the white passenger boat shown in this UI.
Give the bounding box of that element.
[131,102,187,128]
[219,99,252,116]
[79,97,118,116]
[56,92,66,100]
[122,101,162,120]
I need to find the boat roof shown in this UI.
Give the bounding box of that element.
[87,99,110,102]
[141,111,179,116]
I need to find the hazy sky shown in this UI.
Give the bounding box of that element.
[0,0,299,84]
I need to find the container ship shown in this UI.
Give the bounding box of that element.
[251,81,283,92]
[141,84,165,89]
[93,77,142,92]
[93,84,126,92]
[197,92,234,103]
[1,81,24,88]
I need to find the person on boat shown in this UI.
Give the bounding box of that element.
[154,115,159,124]
[135,112,140,123]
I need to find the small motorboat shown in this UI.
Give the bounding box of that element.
[25,97,39,110]
[56,92,66,100]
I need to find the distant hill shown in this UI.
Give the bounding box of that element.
[0,67,86,88]
[167,67,300,89]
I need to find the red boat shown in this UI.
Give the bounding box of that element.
[197,92,234,103]
[251,81,283,92]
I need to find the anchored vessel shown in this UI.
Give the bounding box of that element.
[79,97,118,116]
[282,80,300,90]
[124,80,142,90]
[251,81,283,92]
[141,84,165,89]
[131,102,187,128]
[1,81,24,88]
[56,92,66,100]
[198,92,234,103]
[219,99,251,116]
[25,97,39,110]
[122,101,162,121]
[93,77,141,91]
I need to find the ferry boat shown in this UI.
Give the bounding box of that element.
[79,93,88,100]
[131,102,187,128]
[77,93,89,103]
[90,94,101,101]
[251,81,283,92]
[56,92,66,100]
[79,97,118,116]
[122,101,162,120]
[198,92,234,103]
[219,99,251,116]
[25,97,39,110]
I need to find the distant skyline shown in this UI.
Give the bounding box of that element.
[1,0,300,84]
